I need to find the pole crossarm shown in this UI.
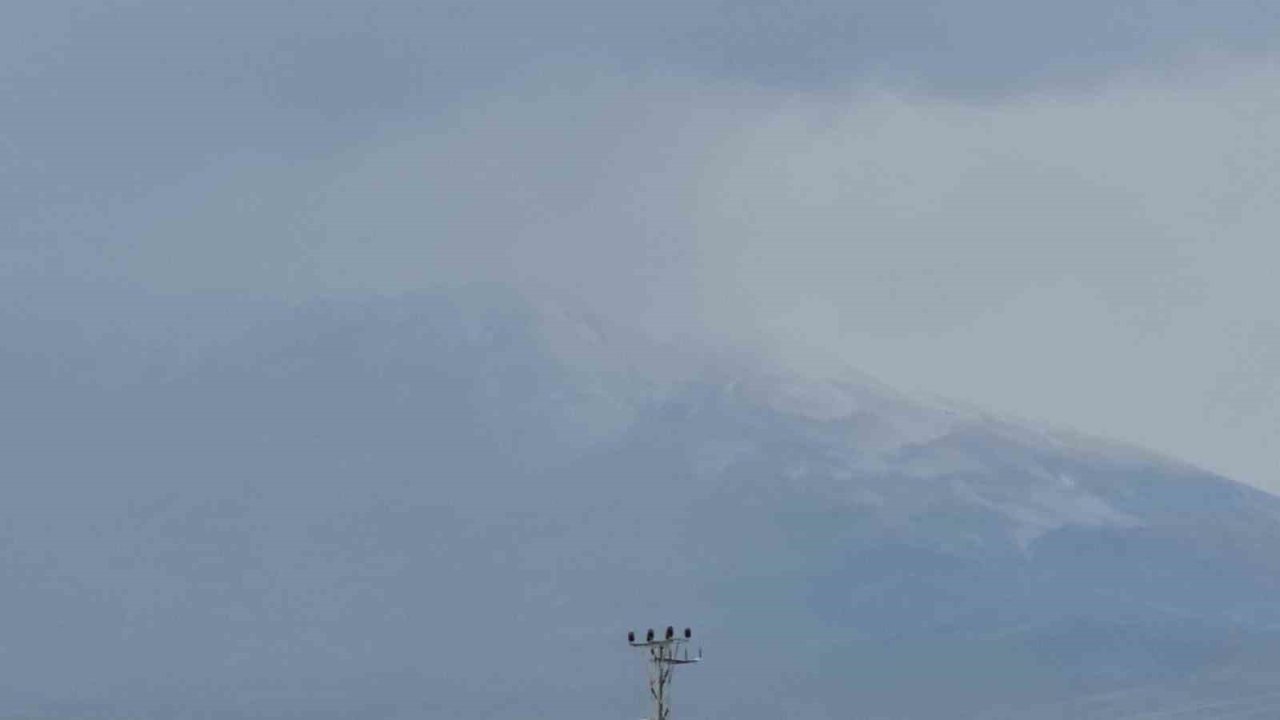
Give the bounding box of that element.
[626,626,702,720]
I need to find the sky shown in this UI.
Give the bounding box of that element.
[4,0,1280,489]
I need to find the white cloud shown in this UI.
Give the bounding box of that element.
[685,60,1280,487]
[49,57,1280,489]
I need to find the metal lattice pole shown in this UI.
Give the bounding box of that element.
[628,626,701,720]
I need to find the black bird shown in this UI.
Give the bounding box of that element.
[646,629,655,642]
[666,626,674,640]
[628,631,635,643]
[684,628,691,639]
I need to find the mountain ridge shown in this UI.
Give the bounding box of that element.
[4,285,1280,719]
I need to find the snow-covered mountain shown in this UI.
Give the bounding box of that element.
[4,285,1280,719]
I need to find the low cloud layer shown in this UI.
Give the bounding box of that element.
[4,2,1280,489]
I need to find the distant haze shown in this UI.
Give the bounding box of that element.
[6,7,1280,717]
[4,0,1280,489]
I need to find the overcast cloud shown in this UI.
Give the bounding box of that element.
[4,1,1280,488]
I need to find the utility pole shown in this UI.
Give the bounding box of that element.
[627,626,701,720]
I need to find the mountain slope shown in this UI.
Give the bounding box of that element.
[3,286,1280,719]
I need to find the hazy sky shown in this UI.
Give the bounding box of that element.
[4,0,1280,489]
